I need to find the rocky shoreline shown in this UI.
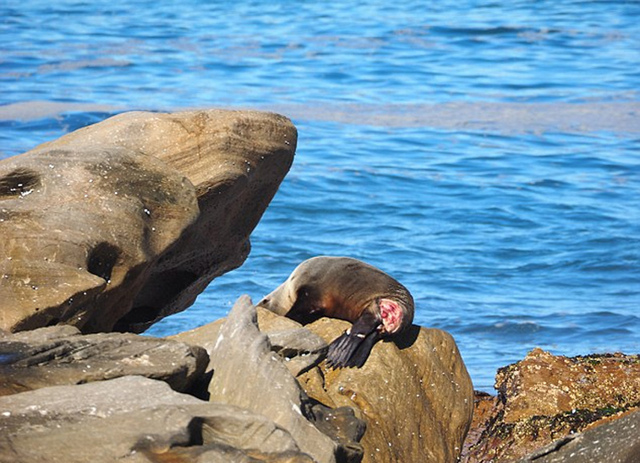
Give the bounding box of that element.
[462,349,639,462]
[1,110,638,462]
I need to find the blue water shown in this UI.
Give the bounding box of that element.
[1,1,639,391]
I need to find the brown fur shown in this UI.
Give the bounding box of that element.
[257,256,414,333]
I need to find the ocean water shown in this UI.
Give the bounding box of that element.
[1,0,639,391]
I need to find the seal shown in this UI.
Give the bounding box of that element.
[257,256,414,368]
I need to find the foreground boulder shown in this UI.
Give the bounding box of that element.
[0,325,208,397]
[174,297,474,463]
[0,376,314,463]
[462,348,640,462]
[0,109,296,333]
[298,317,474,463]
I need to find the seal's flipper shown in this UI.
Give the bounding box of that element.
[326,311,382,369]
[327,329,381,368]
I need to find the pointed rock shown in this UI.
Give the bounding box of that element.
[0,109,296,333]
[206,295,354,463]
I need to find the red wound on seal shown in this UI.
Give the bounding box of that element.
[379,298,403,333]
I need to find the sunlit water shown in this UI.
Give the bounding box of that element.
[1,0,639,391]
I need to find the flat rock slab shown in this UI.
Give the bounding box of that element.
[0,325,208,396]
[0,109,296,333]
[0,376,312,463]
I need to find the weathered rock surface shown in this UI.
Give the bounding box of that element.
[0,375,314,463]
[175,299,474,463]
[203,296,363,463]
[299,317,474,463]
[462,348,640,462]
[518,408,640,463]
[0,325,208,397]
[0,109,296,333]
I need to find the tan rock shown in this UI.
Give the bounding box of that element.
[300,317,474,463]
[462,349,640,463]
[0,109,296,333]
[497,348,640,423]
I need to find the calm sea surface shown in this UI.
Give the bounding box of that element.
[2,0,639,390]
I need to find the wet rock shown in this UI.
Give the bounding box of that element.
[205,296,363,463]
[298,317,474,463]
[0,109,296,333]
[462,348,640,462]
[0,325,208,397]
[0,375,313,463]
[518,408,640,463]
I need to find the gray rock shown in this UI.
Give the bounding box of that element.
[267,328,328,377]
[0,376,311,463]
[518,409,640,463]
[0,325,208,396]
[171,305,329,378]
[0,109,296,334]
[207,295,365,463]
[259,313,329,378]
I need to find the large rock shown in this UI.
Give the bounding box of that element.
[462,348,640,462]
[175,299,474,463]
[298,317,474,463]
[0,325,208,397]
[0,109,296,333]
[0,375,314,463]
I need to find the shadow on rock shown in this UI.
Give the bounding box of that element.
[0,109,296,334]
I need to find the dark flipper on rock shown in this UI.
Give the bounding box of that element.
[326,312,382,369]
